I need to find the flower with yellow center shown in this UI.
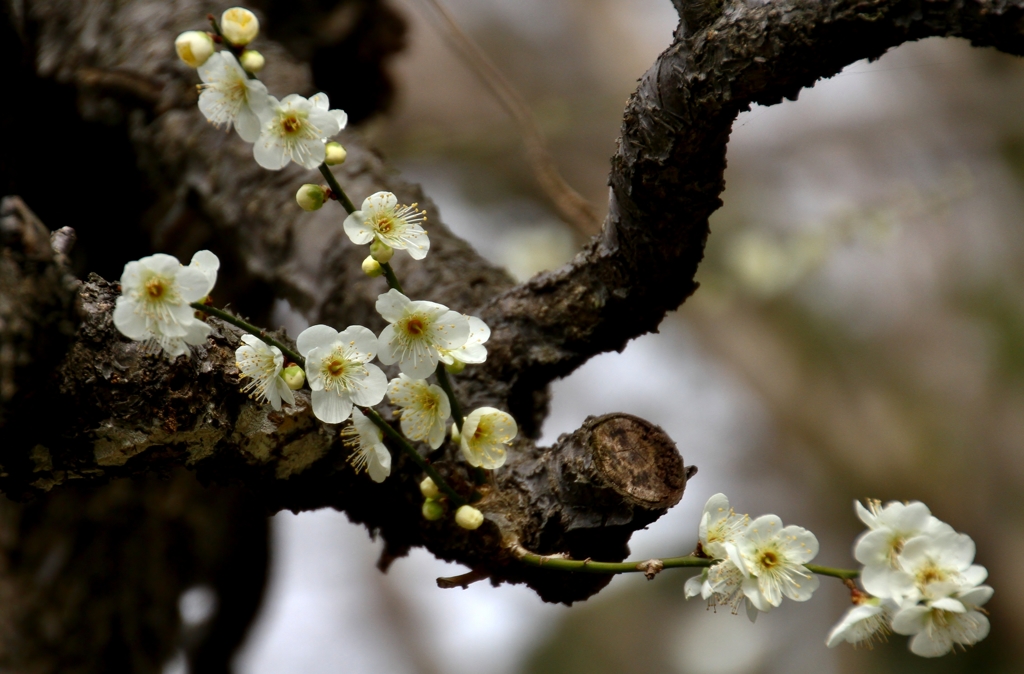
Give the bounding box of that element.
[697,492,749,560]
[344,192,429,260]
[387,374,451,449]
[341,408,391,482]
[253,93,344,170]
[197,52,270,142]
[459,406,517,469]
[113,251,218,360]
[727,514,820,610]
[297,324,386,424]
[235,334,294,411]
[375,289,469,379]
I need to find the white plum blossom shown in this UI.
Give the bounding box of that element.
[854,500,955,602]
[343,192,429,260]
[386,374,451,449]
[459,407,517,469]
[727,514,820,610]
[826,597,896,648]
[375,289,470,379]
[892,584,993,657]
[197,51,270,142]
[253,93,343,170]
[341,408,391,483]
[686,559,762,622]
[235,335,294,411]
[698,492,749,560]
[297,324,387,424]
[440,315,490,366]
[113,251,218,359]
[893,532,989,604]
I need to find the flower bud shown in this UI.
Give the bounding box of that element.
[420,477,441,499]
[296,184,326,211]
[361,256,384,277]
[444,359,466,375]
[455,505,484,530]
[369,239,394,263]
[450,422,461,444]
[281,365,305,390]
[422,498,445,521]
[239,49,265,73]
[175,31,214,68]
[221,7,259,46]
[325,142,347,166]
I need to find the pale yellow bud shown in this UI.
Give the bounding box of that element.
[361,256,384,277]
[422,498,445,521]
[444,359,466,375]
[450,422,461,444]
[221,7,259,46]
[455,505,484,530]
[296,184,326,211]
[420,477,441,499]
[175,31,214,68]
[239,49,265,73]
[369,239,394,263]
[281,365,305,390]
[325,142,347,166]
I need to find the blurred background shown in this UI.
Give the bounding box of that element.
[210,0,1024,671]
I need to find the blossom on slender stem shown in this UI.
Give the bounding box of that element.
[892,584,993,657]
[235,334,294,410]
[893,532,989,604]
[854,499,955,602]
[440,316,490,366]
[727,515,820,610]
[826,597,896,648]
[113,251,218,359]
[698,493,749,560]
[297,324,386,424]
[341,408,391,483]
[253,93,343,170]
[387,374,451,449]
[344,192,429,260]
[459,407,517,469]
[197,52,270,143]
[375,289,470,379]
[220,7,259,46]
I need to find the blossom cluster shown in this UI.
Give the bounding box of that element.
[826,500,993,657]
[685,493,820,622]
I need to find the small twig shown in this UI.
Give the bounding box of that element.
[436,569,489,589]
[192,302,304,367]
[318,164,358,214]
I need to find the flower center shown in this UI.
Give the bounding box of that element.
[145,278,166,299]
[759,550,779,569]
[375,215,395,234]
[404,317,425,336]
[918,564,947,585]
[281,115,302,134]
[327,358,347,377]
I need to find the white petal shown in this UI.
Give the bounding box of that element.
[311,390,353,424]
[376,289,410,323]
[891,605,931,635]
[331,109,348,131]
[254,133,289,170]
[311,92,330,110]
[367,444,392,483]
[235,102,262,142]
[113,298,149,340]
[343,211,376,245]
[295,136,327,170]
[347,364,388,407]
[337,325,380,361]
[376,325,399,365]
[297,324,340,357]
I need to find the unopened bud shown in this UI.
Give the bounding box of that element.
[361,256,384,277]
[220,7,259,46]
[369,239,394,263]
[296,184,326,211]
[239,49,265,73]
[175,31,214,68]
[422,498,445,521]
[420,477,441,499]
[281,365,305,390]
[450,422,461,445]
[455,505,484,530]
[325,142,347,166]
[444,359,466,375]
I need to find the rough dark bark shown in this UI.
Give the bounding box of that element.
[2,0,1024,668]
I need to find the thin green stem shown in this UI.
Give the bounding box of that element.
[434,364,466,431]
[319,164,357,214]
[804,564,861,580]
[363,408,467,508]
[513,546,861,580]
[192,302,304,366]
[379,262,405,293]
